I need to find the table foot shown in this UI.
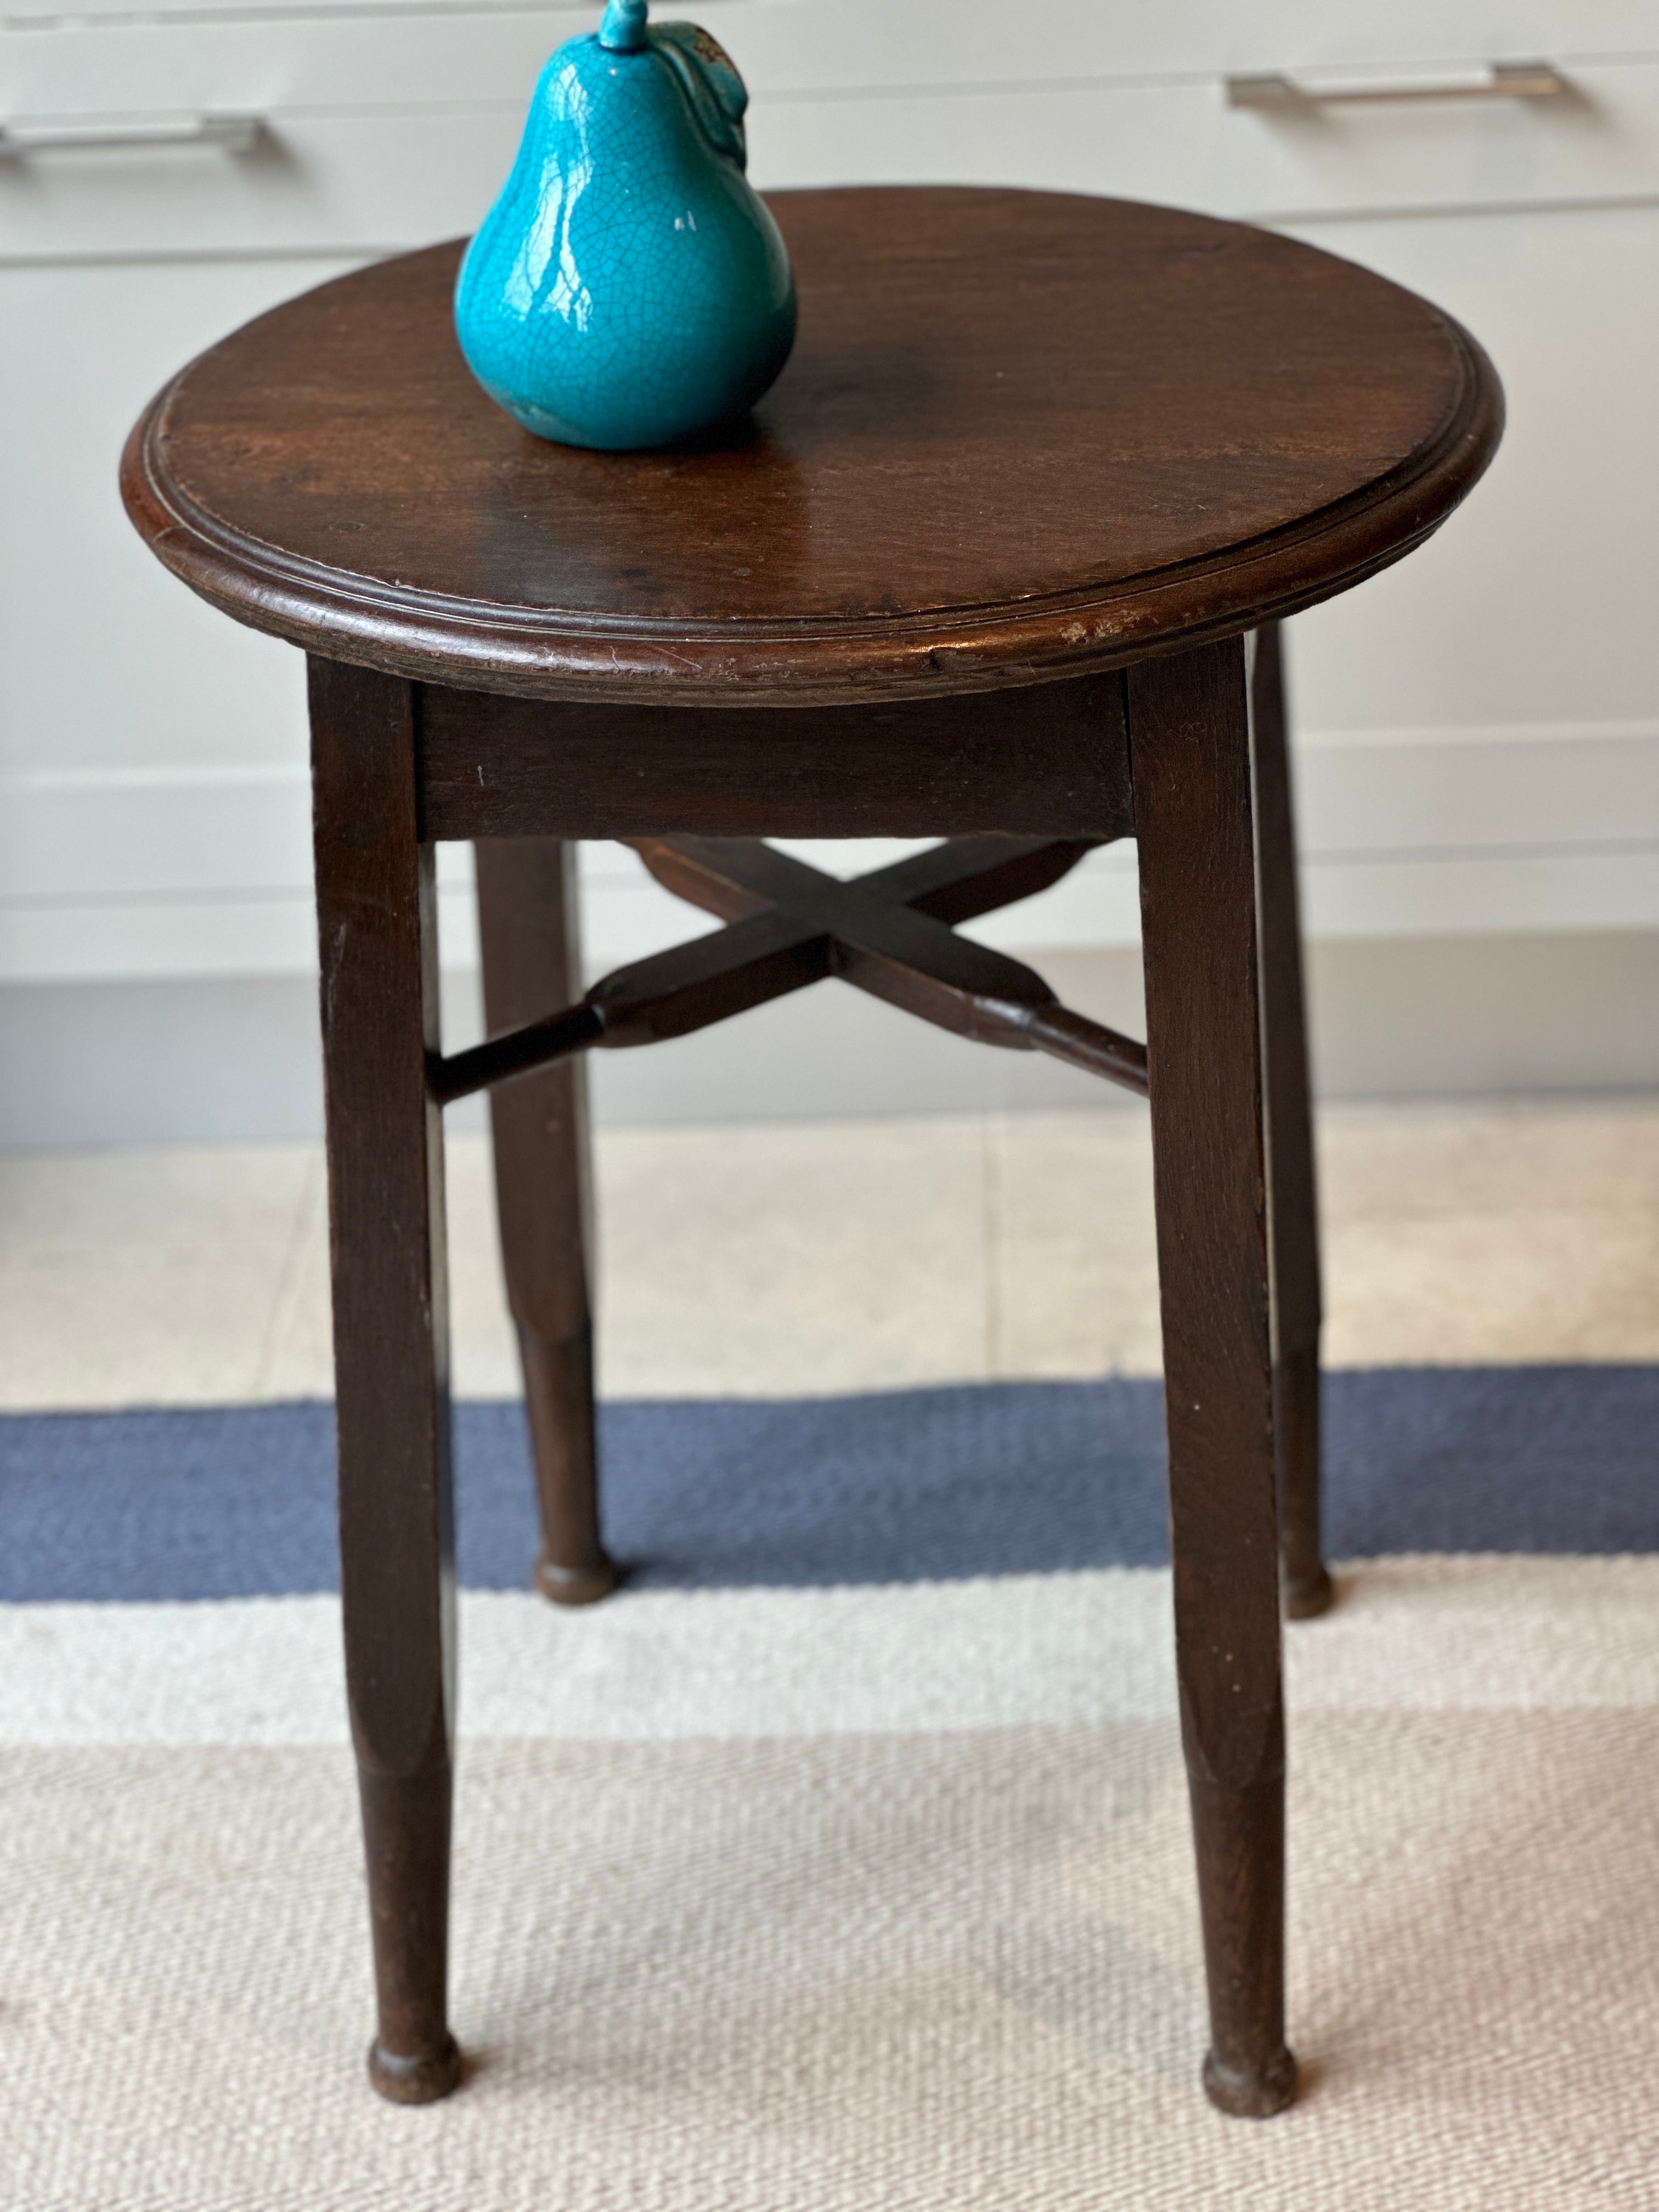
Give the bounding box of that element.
[368,2034,463,2105]
[535,1549,620,1606]
[1203,2045,1299,2119]
[1283,1565,1334,1620]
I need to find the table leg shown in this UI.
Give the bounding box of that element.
[310,657,462,2104]
[475,838,617,1604]
[1129,636,1298,2119]
[1250,623,1333,1619]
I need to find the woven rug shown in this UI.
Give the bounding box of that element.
[5,1368,1659,2209]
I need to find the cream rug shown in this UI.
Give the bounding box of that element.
[7,1557,1659,2209]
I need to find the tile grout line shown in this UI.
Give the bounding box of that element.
[250,1146,329,1400]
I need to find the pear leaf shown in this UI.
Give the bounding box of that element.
[650,22,749,167]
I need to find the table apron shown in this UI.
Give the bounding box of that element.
[415,673,1133,844]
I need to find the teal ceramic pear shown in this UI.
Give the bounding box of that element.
[454,0,796,450]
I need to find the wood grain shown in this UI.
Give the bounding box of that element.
[476,839,616,1606]
[417,675,1133,843]
[432,833,1149,1102]
[122,188,1501,706]
[1250,623,1331,1619]
[1130,636,1295,2119]
[309,654,460,2106]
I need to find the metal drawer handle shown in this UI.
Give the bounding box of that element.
[1226,61,1568,110]
[0,112,263,157]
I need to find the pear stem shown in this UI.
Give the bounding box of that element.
[597,0,648,52]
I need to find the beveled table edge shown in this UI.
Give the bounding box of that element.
[119,256,1504,709]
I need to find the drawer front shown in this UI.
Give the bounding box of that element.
[0,256,352,785]
[3,5,1658,261]
[1284,202,1659,738]
[0,10,560,116]
[732,0,1655,90]
[5,0,1653,63]
[0,110,521,260]
[747,62,1659,222]
[3,71,1657,261]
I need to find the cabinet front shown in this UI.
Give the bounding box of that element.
[3,1,1655,993]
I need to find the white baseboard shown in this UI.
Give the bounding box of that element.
[1,930,1654,1149]
[1,720,1656,984]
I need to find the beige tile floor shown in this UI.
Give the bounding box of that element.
[1,1098,1656,1412]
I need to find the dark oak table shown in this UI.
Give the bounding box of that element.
[122,186,1501,2121]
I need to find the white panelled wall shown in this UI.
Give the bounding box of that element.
[2,1,1656,1141]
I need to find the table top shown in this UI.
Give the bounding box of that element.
[122,187,1502,708]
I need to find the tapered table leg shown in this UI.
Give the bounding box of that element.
[475,838,617,1605]
[1130,636,1297,2119]
[1250,623,1333,1619]
[311,657,462,2104]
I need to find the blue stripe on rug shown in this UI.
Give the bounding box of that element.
[1,1365,1656,1603]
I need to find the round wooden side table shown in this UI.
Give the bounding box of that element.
[122,187,1501,2120]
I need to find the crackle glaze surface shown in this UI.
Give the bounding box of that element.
[454,1,797,450]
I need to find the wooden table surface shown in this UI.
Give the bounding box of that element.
[121,186,1501,706]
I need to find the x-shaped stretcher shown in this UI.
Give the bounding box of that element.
[429,835,1149,1106]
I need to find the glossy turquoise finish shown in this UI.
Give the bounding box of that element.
[454,0,797,451]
